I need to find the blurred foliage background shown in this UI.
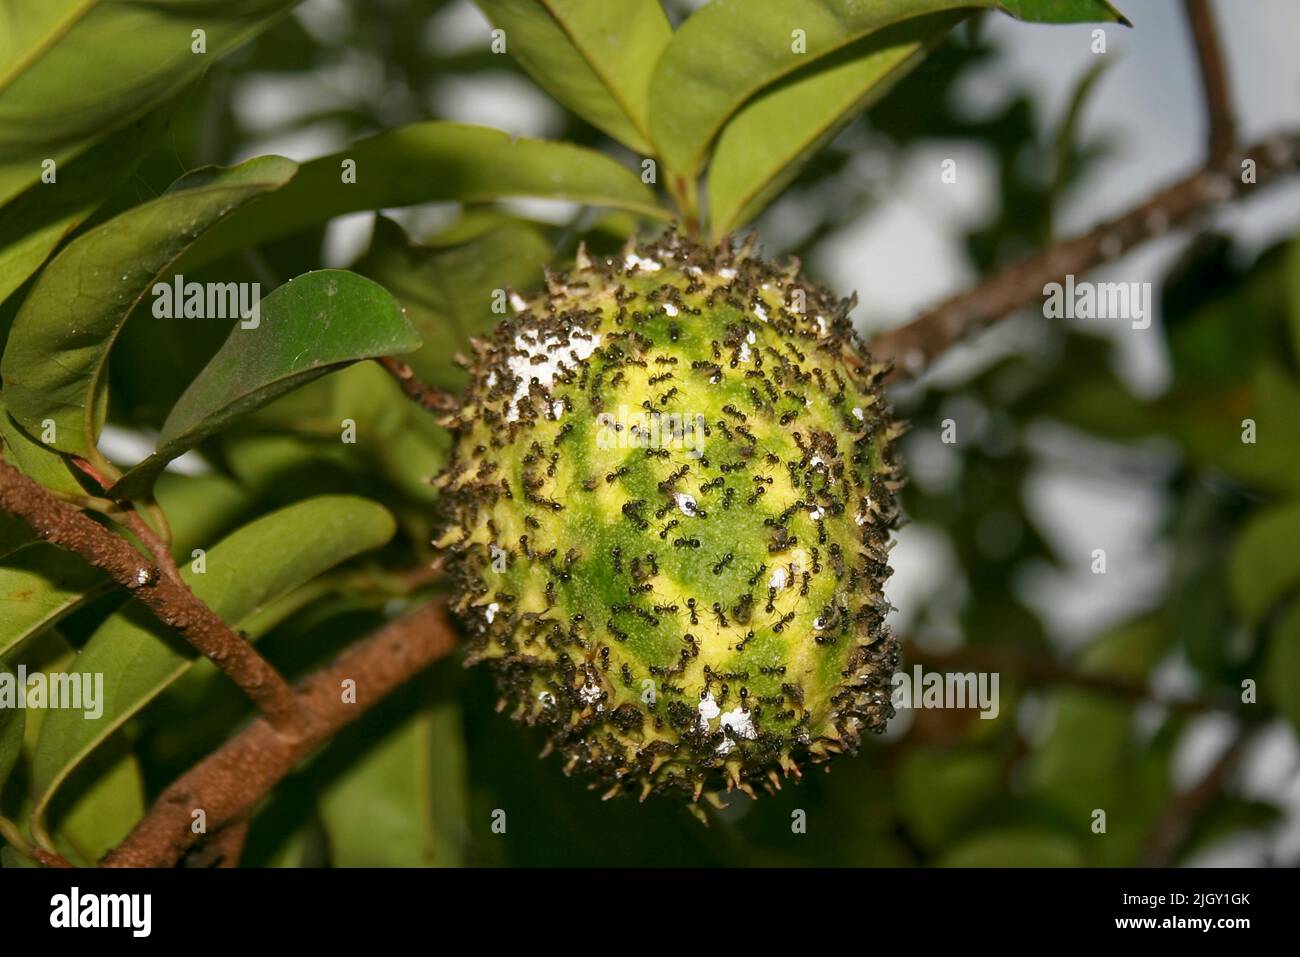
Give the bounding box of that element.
[2,0,1298,867]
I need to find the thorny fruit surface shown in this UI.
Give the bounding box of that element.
[438,233,903,809]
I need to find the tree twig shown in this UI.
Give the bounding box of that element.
[376,356,458,414]
[70,452,184,583]
[119,506,184,586]
[0,460,300,732]
[1141,722,1257,866]
[904,642,1230,716]
[868,128,1300,381]
[103,600,457,867]
[1184,0,1235,165]
[32,847,75,868]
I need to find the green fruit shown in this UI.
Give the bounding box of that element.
[437,232,902,808]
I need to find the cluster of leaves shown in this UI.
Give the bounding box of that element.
[7,0,1288,869]
[883,233,1300,866]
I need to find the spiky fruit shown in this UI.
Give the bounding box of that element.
[437,232,903,807]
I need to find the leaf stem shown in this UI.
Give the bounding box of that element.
[0,815,35,858]
[376,356,457,414]
[667,171,701,238]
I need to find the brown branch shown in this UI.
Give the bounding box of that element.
[183,817,250,868]
[33,848,75,868]
[0,460,300,731]
[376,355,457,414]
[1184,0,1235,165]
[103,599,457,867]
[868,128,1300,381]
[905,643,1228,716]
[1141,723,1256,866]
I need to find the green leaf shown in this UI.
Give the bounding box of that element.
[1042,372,1162,441]
[180,122,669,271]
[0,513,34,557]
[1231,500,1300,624]
[0,96,187,308]
[258,818,327,869]
[355,215,552,393]
[1000,0,1130,23]
[473,0,672,154]
[110,269,420,498]
[1167,247,1290,393]
[0,156,298,465]
[1286,237,1300,368]
[0,400,107,659]
[330,362,449,506]
[1181,796,1285,859]
[897,745,1003,849]
[0,543,106,659]
[0,630,143,864]
[1026,619,1175,865]
[938,827,1085,867]
[649,0,1126,180]
[0,392,84,494]
[220,432,356,499]
[318,693,468,867]
[30,495,397,827]
[0,0,295,205]
[1265,598,1300,734]
[152,471,255,561]
[48,740,145,866]
[0,660,23,794]
[1049,57,1113,211]
[1160,363,1300,496]
[708,12,961,238]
